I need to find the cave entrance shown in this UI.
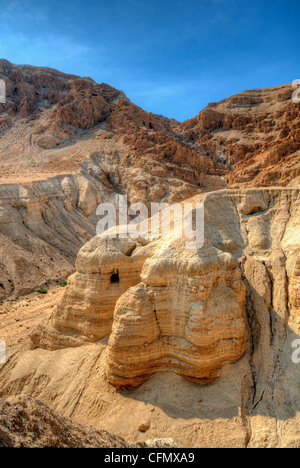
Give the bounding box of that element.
[110,269,120,284]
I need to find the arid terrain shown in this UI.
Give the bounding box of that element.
[0,60,299,448]
[0,286,64,347]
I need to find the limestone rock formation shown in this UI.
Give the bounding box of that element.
[0,176,111,300]
[0,60,299,448]
[0,60,224,300]
[106,247,247,388]
[30,196,249,389]
[0,59,218,196]
[0,187,299,447]
[26,188,299,397]
[31,237,157,350]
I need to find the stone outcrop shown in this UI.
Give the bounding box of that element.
[0,60,299,448]
[0,187,299,447]
[27,188,299,396]
[0,175,114,300]
[31,237,157,350]
[106,253,247,388]
[32,224,248,386]
[0,59,218,196]
[0,395,129,448]
[0,60,225,300]
[0,394,180,448]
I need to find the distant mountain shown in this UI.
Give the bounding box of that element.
[180,84,300,187]
[0,59,221,204]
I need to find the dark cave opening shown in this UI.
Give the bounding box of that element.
[110,269,120,283]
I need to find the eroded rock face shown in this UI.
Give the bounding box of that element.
[0,60,225,300]
[31,237,156,350]
[180,86,300,188]
[0,60,299,447]
[1,61,299,302]
[0,59,219,198]
[0,175,112,300]
[290,255,300,311]
[30,189,253,389]
[0,187,299,447]
[106,252,247,388]
[30,188,299,391]
[31,237,248,386]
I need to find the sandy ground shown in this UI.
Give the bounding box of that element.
[0,287,65,348]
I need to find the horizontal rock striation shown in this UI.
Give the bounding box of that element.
[0,60,227,300]
[106,252,247,388]
[31,237,156,349]
[0,174,116,300]
[1,62,299,301]
[180,85,300,188]
[30,188,299,389]
[0,187,299,447]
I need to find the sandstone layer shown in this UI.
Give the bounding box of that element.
[29,187,300,390]
[0,60,299,448]
[0,187,299,447]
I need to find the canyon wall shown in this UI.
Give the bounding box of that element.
[28,188,299,392]
[0,61,299,447]
[0,187,298,447]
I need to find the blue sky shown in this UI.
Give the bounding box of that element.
[0,0,299,121]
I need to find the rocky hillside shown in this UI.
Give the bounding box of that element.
[180,85,300,187]
[0,395,129,448]
[0,59,218,194]
[1,187,299,448]
[0,60,223,301]
[0,60,299,303]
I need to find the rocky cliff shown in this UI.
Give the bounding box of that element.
[1,187,299,447]
[0,61,299,448]
[180,85,300,187]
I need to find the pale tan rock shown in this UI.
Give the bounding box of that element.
[0,188,299,448]
[0,177,103,300]
[31,237,156,349]
[28,188,300,398]
[0,61,226,300]
[0,60,299,449]
[142,438,179,448]
[290,255,300,312]
[1,61,298,305]
[106,252,247,388]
